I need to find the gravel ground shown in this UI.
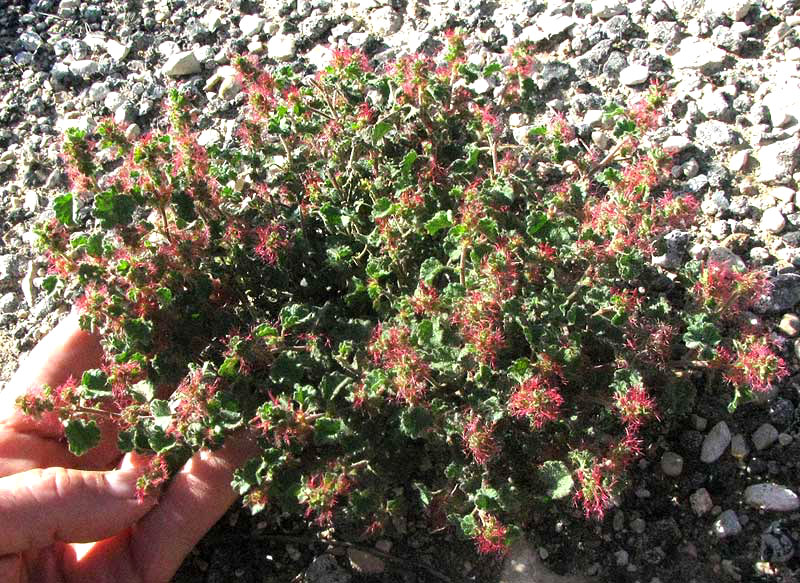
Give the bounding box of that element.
[3,0,800,581]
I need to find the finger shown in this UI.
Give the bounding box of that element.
[127,434,259,582]
[1,311,104,431]
[0,465,157,555]
[0,554,22,583]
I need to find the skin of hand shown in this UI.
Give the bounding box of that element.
[0,312,258,583]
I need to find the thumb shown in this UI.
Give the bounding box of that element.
[0,466,157,555]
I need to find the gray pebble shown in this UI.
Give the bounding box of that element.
[714,510,742,538]
[701,421,731,463]
[752,423,779,451]
[660,452,684,477]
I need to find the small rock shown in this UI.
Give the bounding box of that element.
[729,150,749,172]
[690,488,713,516]
[630,518,646,533]
[499,540,590,583]
[671,37,728,73]
[714,510,742,538]
[663,135,691,153]
[162,50,201,77]
[779,313,800,336]
[754,273,800,314]
[197,129,221,147]
[125,124,141,140]
[773,186,796,203]
[0,292,17,314]
[305,554,351,583]
[369,6,402,36]
[0,255,19,284]
[347,548,385,575]
[762,207,787,233]
[761,521,795,563]
[696,120,739,146]
[661,451,684,476]
[701,421,731,463]
[267,34,297,61]
[470,78,491,95]
[202,8,224,32]
[306,44,333,70]
[219,76,242,101]
[69,59,99,77]
[768,398,794,427]
[619,64,648,86]
[692,414,708,431]
[778,433,793,446]
[709,246,746,270]
[752,423,779,451]
[702,191,730,215]
[745,483,800,512]
[731,434,749,459]
[614,549,629,567]
[239,14,265,37]
[105,39,129,62]
[757,137,800,184]
[592,0,626,18]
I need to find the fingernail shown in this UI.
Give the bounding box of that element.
[105,470,142,499]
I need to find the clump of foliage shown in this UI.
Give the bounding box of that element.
[23,33,787,555]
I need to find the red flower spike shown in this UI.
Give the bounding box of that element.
[462,411,500,465]
[508,375,564,428]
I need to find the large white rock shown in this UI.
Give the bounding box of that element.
[619,64,649,86]
[519,14,575,43]
[163,50,201,77]
[707,0,754,20]
[105,39,129,62]
[744,483,800,512]
[671,37,728,72]
[239,14,265,37]
[305,44,333,70]
[368,6,402,36]
[267,34,297,62]
[757,137,800,183]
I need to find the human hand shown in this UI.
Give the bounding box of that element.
[0,312,256,582]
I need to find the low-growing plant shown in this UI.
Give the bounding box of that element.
[22,33,788,555]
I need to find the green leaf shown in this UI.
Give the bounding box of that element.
[419,257,444,285]
[280,304,313,330]
[54,193,75,226]
[130,379,155,403]
[41,275,58,293]
[320,372,351,402]
[314,417,343,445]
[474,487,500,510]
[414,482,433,507]
[526,213,549,238]
[372,121,392,143]
[150,399,172,430]
[483,62,502,76]
[318,203,343,228]
[372,197,393,219]
[81,369,109,393]
[255,323,279,338]
[538,460,574,500]
[683,313,721,358]
[155,287,173,307]
[63,419,101,456]
[399,406,433,438]
[425,210,453,236]
[477,217,498,240]
[401,149,418,173]
[459,513,478,536]
[218,355,240,378]
[93,189,136,228]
